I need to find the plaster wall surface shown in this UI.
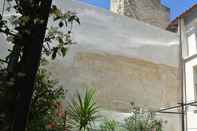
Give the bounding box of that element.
[51,0,180,130]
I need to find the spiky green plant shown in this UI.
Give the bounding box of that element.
[67,89,99,131]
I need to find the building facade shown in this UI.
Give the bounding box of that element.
[182,5,197,131]
[110,0,170,29]
[169,4,197,131]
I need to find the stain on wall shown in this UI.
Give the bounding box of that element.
[48,52,179,112]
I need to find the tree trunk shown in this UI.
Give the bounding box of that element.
[12,0,52,131]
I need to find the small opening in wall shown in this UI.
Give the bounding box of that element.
[193,66,197,100]
[193,66,197,113]
[187,33,197,56]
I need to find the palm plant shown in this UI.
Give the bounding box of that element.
[66,88,99,131]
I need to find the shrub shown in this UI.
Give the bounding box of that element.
[0,60,67,131]
[124,103,164,131]
[100,119,125,131]
[27,66,66,131]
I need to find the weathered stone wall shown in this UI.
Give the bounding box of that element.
[110,0,125,15]
[111,0,170,29]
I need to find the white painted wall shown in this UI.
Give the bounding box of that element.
[185,57,197,131]
[184,8,197,131]
[185,59,197,102]
[188,33,197,56]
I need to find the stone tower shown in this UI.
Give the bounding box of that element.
[110,0,170,29]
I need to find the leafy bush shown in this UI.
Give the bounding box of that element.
[100,119,125,131]
[0,60,67,131]
[98,103,165,131]
[0,69,17,131]
[100,119,118,131]
[0,61,166,131]
[124,103,164,131]
[27,65,65,131]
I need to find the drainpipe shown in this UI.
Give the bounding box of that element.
[178,17,187,131]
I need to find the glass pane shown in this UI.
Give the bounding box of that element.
[188,33,197,56]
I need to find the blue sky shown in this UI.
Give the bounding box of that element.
[79,0,197,20]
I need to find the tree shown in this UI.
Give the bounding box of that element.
[11,1,53,130]
[0,59,67,131]
[0,0,79,130]
[27,60,66,131]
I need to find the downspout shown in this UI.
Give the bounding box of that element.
[178,17,187,131]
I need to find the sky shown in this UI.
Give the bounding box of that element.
[79,0,197,20]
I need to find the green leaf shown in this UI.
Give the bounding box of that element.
[67,88,99,130]
[60,47,67,57]
[75,16,80,25]
[51,5,62,20]
[51,47,58,60]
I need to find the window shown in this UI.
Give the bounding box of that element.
[193,66,197,113]
[195,83,197,101]
[187,33,197,56]
[193,66,197,101]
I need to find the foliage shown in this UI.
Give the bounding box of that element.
[98,103,165,131]
[27,61,65,131]
[0,0,80,66]
[44,5,80,60]
[0,59,67,131]
[0,0,79,130]
[0,69,16,131]
[99,119,124,131]
[66,88,99,131]
[124,103,164,131]
[0,0,79,101]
